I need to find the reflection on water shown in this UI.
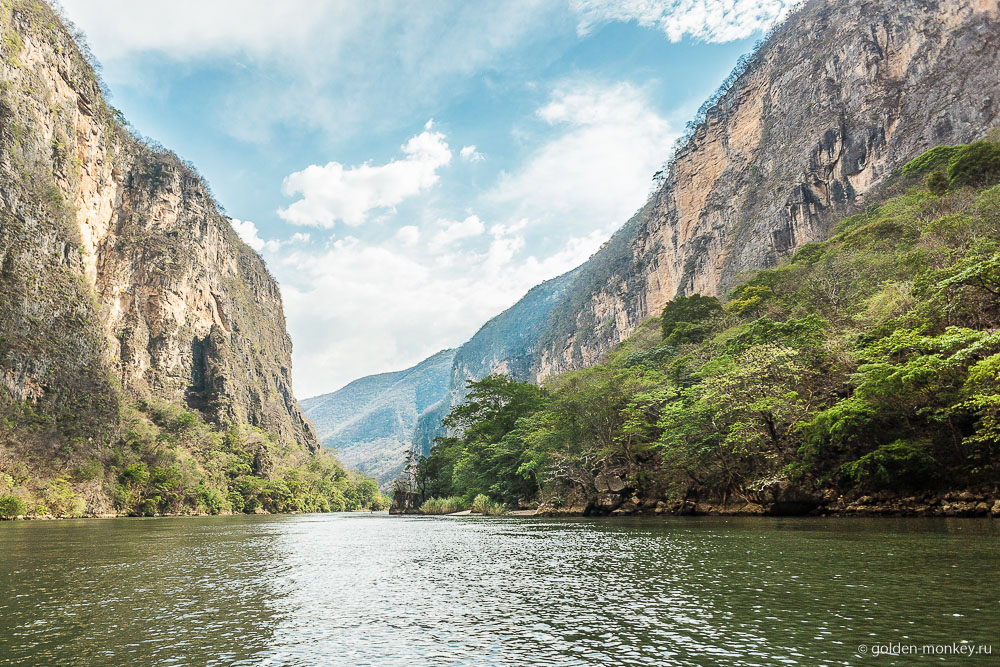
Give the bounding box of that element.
[1,515,996,665]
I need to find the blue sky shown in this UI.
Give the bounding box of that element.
[62,0,796,397]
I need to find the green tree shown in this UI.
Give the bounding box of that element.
[417,375,548,504]
[0,495,27,518]
[661,294,722,342]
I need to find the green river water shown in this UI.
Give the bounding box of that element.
[0,514,996,665]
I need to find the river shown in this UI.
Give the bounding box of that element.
[0,514,996,665]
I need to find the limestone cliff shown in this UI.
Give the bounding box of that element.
[534,0,1000,378]
[0,0,317,451]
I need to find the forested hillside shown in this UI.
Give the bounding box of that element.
[402,138,1000,517]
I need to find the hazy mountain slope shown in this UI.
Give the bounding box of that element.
[302,349,456,487]
[412,270,580,455]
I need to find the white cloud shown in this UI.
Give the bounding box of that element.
[460,145,485,162]
[571,0,798,43]
[230,218,279,253]
[277,127,452,228]
[275,221,602,397]
[273,81,673,395]
[488,81,676,241]
[395,225,420,245]
[62,1,559,143]
[430,215,486,249]
[231,219,311,253]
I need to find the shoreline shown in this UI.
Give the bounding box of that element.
[395,508,1000,519]
[394,490,1000,519]
[0,509,391,522]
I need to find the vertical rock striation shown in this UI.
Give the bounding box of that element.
[0,0,317,450]
[533,0,1000,378]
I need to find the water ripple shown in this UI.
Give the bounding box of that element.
[0,515,996,666]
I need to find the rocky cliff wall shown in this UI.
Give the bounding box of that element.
[534,0,1000,378]
[0,0,317,450]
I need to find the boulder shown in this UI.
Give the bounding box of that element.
[594,472,626,494]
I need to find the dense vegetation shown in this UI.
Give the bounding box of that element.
[0,396,388,518]
[404,139,1000,511]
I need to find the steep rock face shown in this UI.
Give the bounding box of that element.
[0,1,317,449]
[302,349,456,488]
[534,0,1000,378]
[412,270,580,455]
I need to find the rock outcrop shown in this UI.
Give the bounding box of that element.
[536,487,1000,518]
[0,0,317,450]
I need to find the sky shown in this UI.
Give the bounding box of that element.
[61,0,797,398]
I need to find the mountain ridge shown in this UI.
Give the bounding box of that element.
[302,348,456,488]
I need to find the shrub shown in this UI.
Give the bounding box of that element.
[948,141,1000,188]
[662,294,722,340]
[75,457,104,481]
[44,479,85,517]
[901,145,959,176]
[664,321,711,346]
[420,496,468,514]
[725,284,774,316]
[0,495,27,518]
[172,411,198,432]
[261,480,292,513]
[112,484,133,512]
[227,490,246,513]
[120,462,149,486]
[419,497,442,514]
[471,493,490,514]
[197,484,228,515]
[137,496,160,516]
[236,476,265,512]
[839,439,938,491]
[482,499,507,516]
[926,171,949,196]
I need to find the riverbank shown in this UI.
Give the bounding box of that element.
[0,509,391,521]
[535,490,1000,518]
[393,488,1000,518]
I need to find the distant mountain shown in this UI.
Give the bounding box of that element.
[302,349,456,488]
